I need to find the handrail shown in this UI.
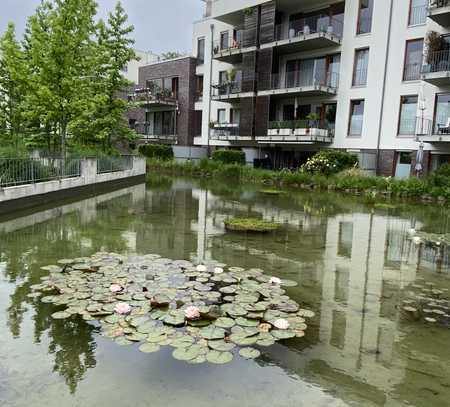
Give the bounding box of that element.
[269,70,339,90]
[422,49,450,73]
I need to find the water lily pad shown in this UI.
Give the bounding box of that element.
[214,317,236,329]
[208,340,235,352]
[200,326,225,340]
[170,335,195,348]
[271,330,296,340]
[206,350,233,364]
[229,333,257,346]
[139,343,160,353]
[115,336,133,346]
[172,344,203,361]
[235,317,259,327]
[239,347,261,359]
[51,311,71,319]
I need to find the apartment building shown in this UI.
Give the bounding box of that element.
[122,50,160,84]
[192,0,450,175]
[127,56,200,146]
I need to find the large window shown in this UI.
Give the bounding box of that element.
[353,48,369,86]
[409,0,427,26]
[217,109,226,124]
[220,31,229,50]
[197,37,205,64]
[348,100,365,136]
[434,93,450,134]
[398,95,418,135]
[403,39,423,81]
[357,0,374,35]
[230,108,240,125]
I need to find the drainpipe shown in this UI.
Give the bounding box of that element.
[207,23,215,157]
[375,0,394,176]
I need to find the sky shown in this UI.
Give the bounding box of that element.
[0,0,204,55]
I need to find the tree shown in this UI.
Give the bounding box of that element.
[73,1,137,151]
[161,51,183,60]
[23,0,98,156]
[0,23,28,148]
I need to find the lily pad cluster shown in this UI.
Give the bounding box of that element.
[401,280,450,327]
[224,217,280,233]
[31,252,314,364]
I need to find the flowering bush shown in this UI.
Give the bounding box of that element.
[301,150,358,175]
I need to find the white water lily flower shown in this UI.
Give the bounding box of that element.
[273,319,290,330]
[413,236,421,245]
[184,306,201,320]
[114,302,131,315]
[196,264,207,272]
[408,228,416,236]
[110,283,123,293]
[213,267,224,274]
[269,277,282,285]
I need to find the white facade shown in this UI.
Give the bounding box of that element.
[192,0,450,174]
[122,50,160,84]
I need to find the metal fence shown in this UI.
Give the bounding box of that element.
[97,156,133,174]
[0,158,81,188]
[270,70,339,91]
[422,49,450,74]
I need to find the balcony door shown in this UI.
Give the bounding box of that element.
[283,105,295,121]
[285,60,297,88]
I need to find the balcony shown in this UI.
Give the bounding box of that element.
[260,15,343,53]
[129,87,178,108]
[133,123,177,144]
[211,79,255,101]
[422,49,450,85]
[428,0,450,27]
[213,31,256,63]
[258,71,339,98]
[256,120,334,144]
[210,124,250,141]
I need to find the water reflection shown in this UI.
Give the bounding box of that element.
[0,179,449,406]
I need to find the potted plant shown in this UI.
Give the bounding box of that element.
[425,31,445,65]
[306,112,320,128]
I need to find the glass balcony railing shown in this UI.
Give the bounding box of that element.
[273,15,343,43]
[210,124,240,138]
[429,0,450,10]
[133,122,177,140]
[269,70,339,91]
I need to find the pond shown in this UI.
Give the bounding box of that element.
[0,176,449,407]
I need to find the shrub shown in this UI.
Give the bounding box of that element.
[301,150,358,175]
[139,144,173,160]
[212,149,245,165]
[430,163,450,188]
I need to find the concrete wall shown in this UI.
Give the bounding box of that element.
[0,157,146,208]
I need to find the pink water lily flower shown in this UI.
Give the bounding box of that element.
[184,306,201,320]
[114,302,132,315]
[110,284,123,293]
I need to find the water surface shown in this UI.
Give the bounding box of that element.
[1,177,449,407]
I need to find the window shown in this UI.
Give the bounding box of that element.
[147,78,162,92]
[357,0,374,35]
[348,100,365,136]
[217,109,226,124]
[403,39,423,81]
[409,0,427,26]
[434,93,450,134]
[219,71,227,84]
[220,31,229,50]
[196,75,204,101]
[352,48,369,86]
[230,108,240,125]
[398,95,418,135]
[197,37,205,64]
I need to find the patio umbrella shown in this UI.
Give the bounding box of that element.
[415,142,424,175]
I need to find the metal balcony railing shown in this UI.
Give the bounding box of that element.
[133,123,176,139]
[422,49,450,73]
[213,29,255,55]
[97,156,133,174]
[210,124,240,138]
[273,15,343,42]
[429,0,450,10]
[212,80,247,97]
[270,70,339,91]
[0,157,81,188]
[268,119,332,131]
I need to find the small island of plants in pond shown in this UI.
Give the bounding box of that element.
[224,217,280,233]
[31,252,313,364]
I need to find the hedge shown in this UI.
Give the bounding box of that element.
[139,144,173,160]
[212,149,245,165]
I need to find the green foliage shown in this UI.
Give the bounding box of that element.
[139,144,173,160]
[301,150,358,175]
[212,149,245,165]
[0,0,137,156]
[224,217,279,233]
[161,51,183,60]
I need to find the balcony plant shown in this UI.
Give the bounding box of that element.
[306,112,320,128]
[425,31,445,64]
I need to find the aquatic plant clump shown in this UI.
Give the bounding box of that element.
[32,253,314,365]
[224,218,279,233]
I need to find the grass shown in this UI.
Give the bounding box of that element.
[224,217,280,233]
[146,158,450,204]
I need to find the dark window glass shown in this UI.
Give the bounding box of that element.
[353,48,369,86]
[403,39,423,81]
[398,95,418,135]
[220,31,229,50]
[409,0,427,26]
[197,38,205,64]
[434,93,450,133]
[349,100,365,136]
[357,0,374,35]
